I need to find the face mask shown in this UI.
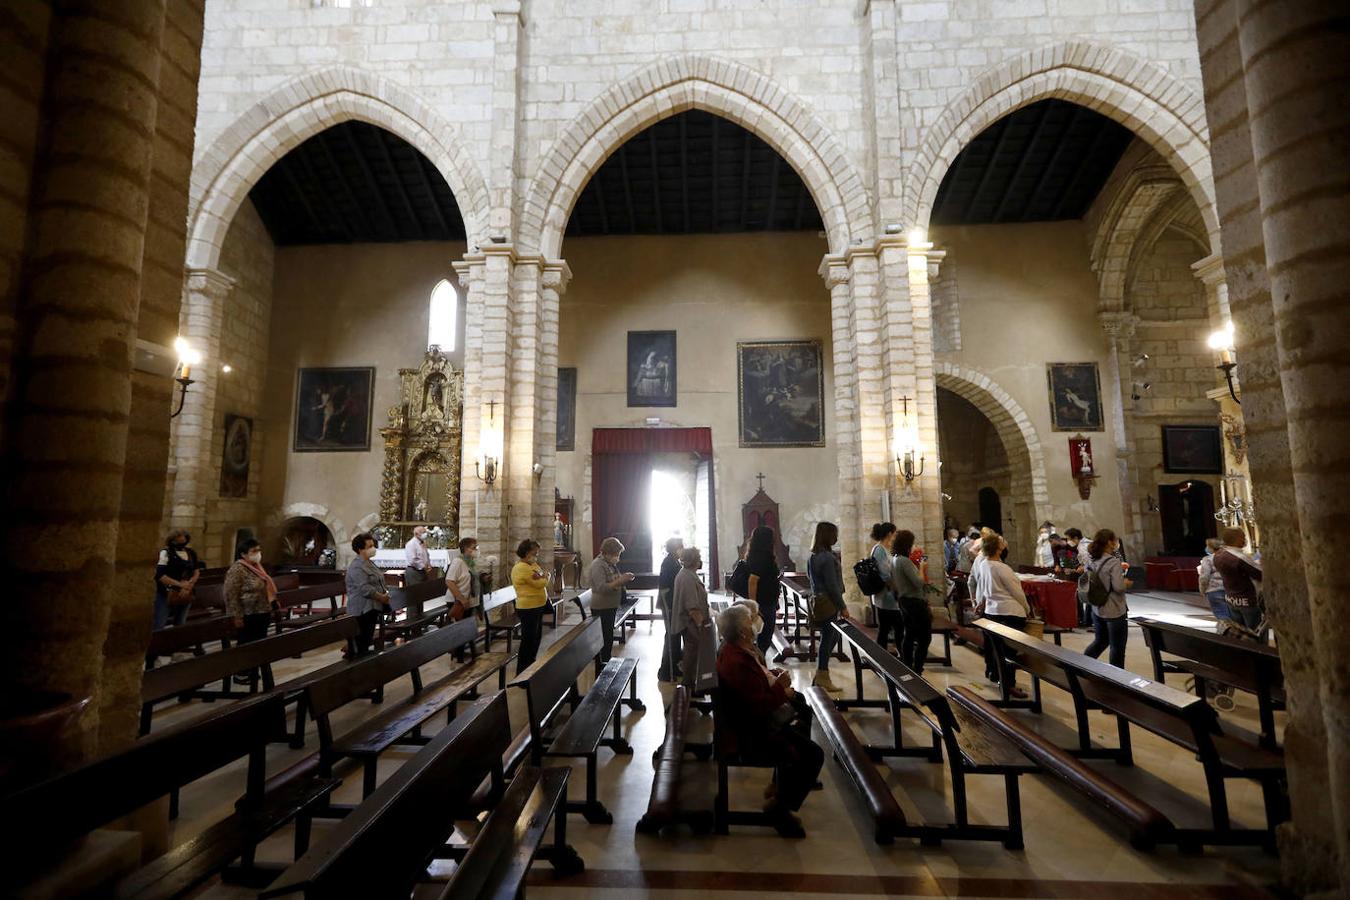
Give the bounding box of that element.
[173,540,187,550]
[247,552,262,564]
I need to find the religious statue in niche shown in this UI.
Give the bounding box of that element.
[1069,434,1098,500]
[377,348,464,544]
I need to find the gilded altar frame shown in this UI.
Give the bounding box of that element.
[377,348,463,541]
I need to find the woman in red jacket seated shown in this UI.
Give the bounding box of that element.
[715,603,824,836]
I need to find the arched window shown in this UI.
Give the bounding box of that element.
[428,279,458,352]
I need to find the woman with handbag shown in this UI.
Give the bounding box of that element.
[669,546,710,690]
[806,521,848,693]
[153,529,201,632]
[224,539,278,684]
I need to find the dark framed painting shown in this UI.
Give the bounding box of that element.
[1046,362,1104,432]
[1162,425,1223,474]
[738,340,826,448]
[627,330,676,407]
[557,366,577,451]
[293,366,374,452]
[219,414,253,498]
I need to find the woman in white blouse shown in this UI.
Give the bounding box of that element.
[972,533,1030,698]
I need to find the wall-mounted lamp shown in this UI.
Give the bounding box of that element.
[1130,381,1152,401]
[532,462,544,484]
[476,399,502,486]
[1208,322,1240,405]
[894,395,925,485]
[169,336,202,418]
[1132,353,1150,367]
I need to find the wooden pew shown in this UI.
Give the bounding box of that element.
[804,685,908,844]
[481,585,520,651]
[2,694,338,899]
[307,617,514,798]
[380,577,454,644]
[139,616,360,736]
[572,587,642,653]
[272,579,346,632]
[977,618,1288,850]
[146,615,237,665]
[261,693,583,899]
[827,619,1035,848]
[636,685,713,836]
[946,684,1175,850]
[507,616,642,824]
[1135,616,1284,749]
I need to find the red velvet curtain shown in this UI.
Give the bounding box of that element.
[590,428,718,582]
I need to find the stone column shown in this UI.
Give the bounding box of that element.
[1236,2,1350,891]
[0,0,167,765]
[820,257,863,605]
[508,258,542,558]
[167,268,235,543]
[1193,2,1327,889]
[906,240,948,558]
[841,249,891,534]
[1098,311,1141,554]
[535,260,571,566]
[488,0,523,235]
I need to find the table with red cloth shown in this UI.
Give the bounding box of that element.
[1018,576,1079,629]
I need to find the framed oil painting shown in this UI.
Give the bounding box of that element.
[1046,362,1104,432]
[293,366,374,452]
[627,330,676,407]
[1162,424,1223,474]
[557,366,577,451]
[738,340,826,448]
[219,414,253,498]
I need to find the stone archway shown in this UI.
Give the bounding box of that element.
[519,53,875,258]
[935,362,1049,556]
[186,65,491,271]
[908,40,1219,247]
[265,502,350,565]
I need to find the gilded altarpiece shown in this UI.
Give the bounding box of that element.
[378,349,464,542]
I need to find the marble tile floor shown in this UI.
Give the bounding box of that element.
[145,592,1282,899]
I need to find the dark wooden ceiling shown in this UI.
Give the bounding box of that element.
[249,121,467,245]
[247,101,1134,245]
[931,99,1134,225]
[565,110,823,236]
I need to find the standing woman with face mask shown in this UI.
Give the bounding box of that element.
[346,532,392,657]
[154,529,201,631]
[225,539,279,682]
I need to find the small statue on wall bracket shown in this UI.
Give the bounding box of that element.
[1068,434,1098,500]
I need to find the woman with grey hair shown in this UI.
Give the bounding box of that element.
[588,536,635,664]
[669,546,710,688]
[715,599,824,836]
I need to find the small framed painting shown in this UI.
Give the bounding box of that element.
[627,330,676,407]
[1046,362,1104,432]
[1162,425,1223,474]
[219,414,253,498]
[293,366,375,452]
[738,340,826,447]
[557,366,577,451]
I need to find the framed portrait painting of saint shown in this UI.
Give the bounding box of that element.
[293,366,375,452]
[556,366,577,451]
[1046,362,1104,432]
[219,414,253,498]
[1162,424,1223,474]
[738,340,826,448]
[627,331,676,407]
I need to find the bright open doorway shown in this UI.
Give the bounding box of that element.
[648,462,706,573]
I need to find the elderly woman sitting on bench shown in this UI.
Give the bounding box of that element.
[715,603,824,835]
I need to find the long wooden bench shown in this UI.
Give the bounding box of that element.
[307,617,514,798]
[262,693,582,899]
[272,579,346,632]
[508,616,642,824]
[946,684,1175,851]
[977,617,1288,850]
[139,616,360,735]
[828,619,1035,848]
[481,584,520,651]
[1136,616,1284,749]
[380,577,454,644]
[635,685,714,836]
[2,694,338,899]
[804,684,907,844]
[146,615,237,666]
[573,587,642,651]
[776,575,849,665]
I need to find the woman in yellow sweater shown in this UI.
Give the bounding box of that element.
[510,539,549,673]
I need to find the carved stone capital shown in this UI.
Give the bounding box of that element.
[1191,252,1227,287]
[185,267,236,300]
[818,255,851,290]
[541,259,572,295]
[1098,311,1138,340]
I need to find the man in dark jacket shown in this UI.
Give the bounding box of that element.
[656,537,684,681]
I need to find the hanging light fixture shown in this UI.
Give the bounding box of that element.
[1208,322,1240,404]
[894,395,925,485]
[476,399,502,486]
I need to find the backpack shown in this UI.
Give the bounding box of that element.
[1077,561,1111,607]
[853,556,887,596]
[727,559,751,598]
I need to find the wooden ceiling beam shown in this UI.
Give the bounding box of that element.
[287,146,352,242]
[592,171,611,235]
[1025,105,1084,220]
[711,116,720,230]
[336,127,404,240]
[961,117,1013,222]
[618,144,637,233]
[992,101,1053,223]
[1052,119,1117,219]
[647,128,664,233]
[360,126,425,239]
[766,152,782,229]
[412,155,454,237]
[679,114,690,233]
[739,127,753,231]
[311,128,380,240]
